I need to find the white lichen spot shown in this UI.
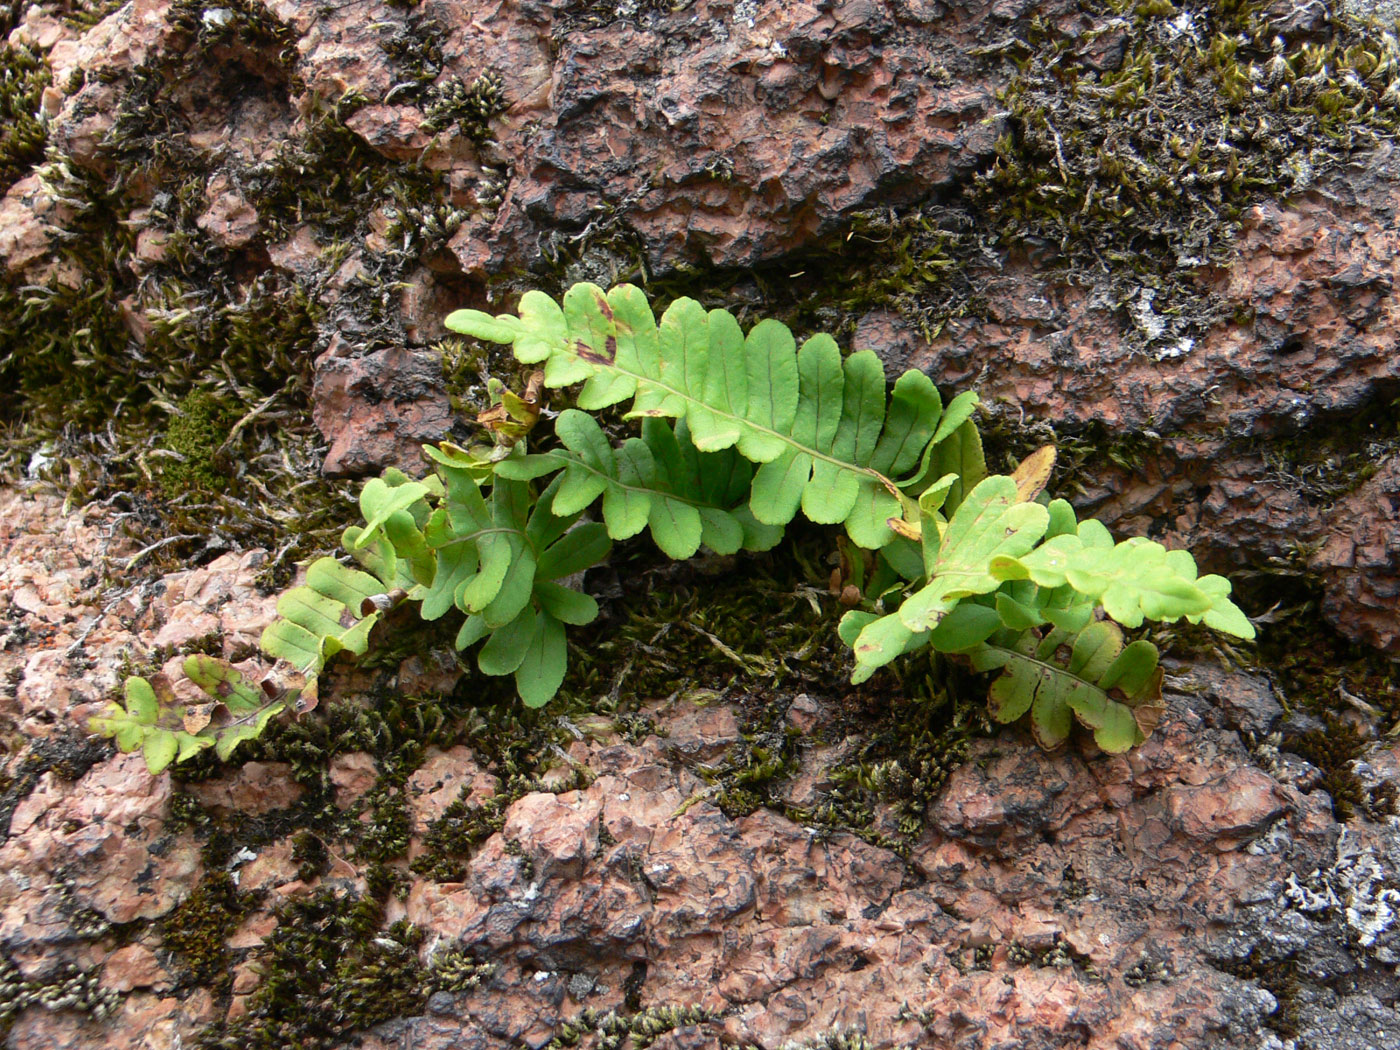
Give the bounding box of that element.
[1165,10,1200,42]
[732,0,758,29]
[1246,819,1292,857]
[26,447,53,479]
[1155,336,1196,362]
[201,8,233,28]
[1129,287,1166,342]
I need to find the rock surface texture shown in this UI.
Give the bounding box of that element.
[4,0,1400,1048]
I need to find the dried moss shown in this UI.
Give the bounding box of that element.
[967,0,1400,349]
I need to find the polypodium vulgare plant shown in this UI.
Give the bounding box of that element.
[95,282,1254,771]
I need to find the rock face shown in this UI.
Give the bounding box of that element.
[4,0,1400,1048]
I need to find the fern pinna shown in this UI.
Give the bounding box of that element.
[97,283,1255,772]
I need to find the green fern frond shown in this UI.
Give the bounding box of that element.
[970,621,1163,752]
[89,657,287,773]
[446,283,976,548]
[494,414,782,558]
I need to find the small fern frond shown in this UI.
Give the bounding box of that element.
[494,413,782,558]
[970,621,1163,752]
[89,657,287,773]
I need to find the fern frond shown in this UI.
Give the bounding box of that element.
[260,557,391,706]
[89,657,287,773]
[494,413,782,558]
[970,621,1163,752]
[990,521,1256,638]
[446,283,975,549]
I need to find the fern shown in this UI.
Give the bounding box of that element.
[972,620,1163,752]
[90,656,287,773]
[838,467,1253,752]
[446,284,980,548]
[96,282,1259,769]
[494,412,783,558]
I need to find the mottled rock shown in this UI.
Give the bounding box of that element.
[311,345,456,477]
[183,761,304,817]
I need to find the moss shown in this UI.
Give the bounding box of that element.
[1257,389,1400,505]
[162,870,250,989]
[290,830,329,882]
[155,390,236,497]
[422,72,507,143]
[1215,950,1302,1038]
[0,958,122,1038]
[196,893,435,1049]
[0,43,50,192]
[964,0,1400,348]
[541,1004,716,1050]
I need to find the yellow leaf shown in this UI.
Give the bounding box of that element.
[1012,445,1056,503]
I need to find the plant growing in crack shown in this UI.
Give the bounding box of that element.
[94,283,1255,771]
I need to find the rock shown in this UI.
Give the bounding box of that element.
[0,753,202,936]
[329,752,379,809]
[311,345,457,477]
[101,943,172,993]
[5,0,1400,1046]
[195,174,260,250]
[183,762,305,818]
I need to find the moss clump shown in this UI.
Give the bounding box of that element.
[1250,580,1400,821]
[541,1004,716,1050]
[162,870,250,989]
[422,72,507,142]
[155,390,235,497]
[197,895,433,1050]
[0,958,122,1038]
[0,44,49,192]
[1215,950,1301,1038]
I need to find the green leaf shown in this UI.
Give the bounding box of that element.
[124,677,159,724]
[182,655,263,714]
[456,614,489,650]
[926,602,1003,652]
[482,545,537,628]
[143,730,177,774]
[897,476,1050,632]
[478,608,539,676]
[355,477,430,545]
[515,612,568,707]
[534,581,600,625]
[848,611,927,681]
[536,523,612,581]
[456,282,987,549]
[970,620,1163,753]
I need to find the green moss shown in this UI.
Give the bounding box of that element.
[156,390,235,497]
[197,893,435,1050]
[422,72,507,143]
[0,43,49,192]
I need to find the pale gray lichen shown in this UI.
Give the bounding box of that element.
[1284,828,1400,958]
